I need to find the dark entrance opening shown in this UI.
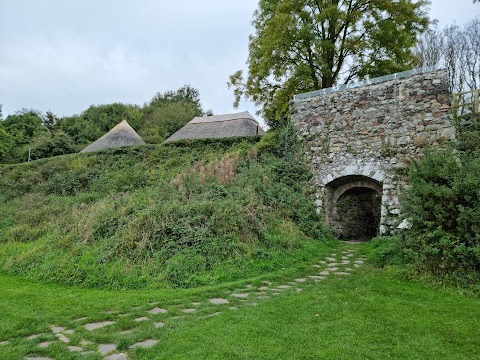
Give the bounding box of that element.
[325,176,382,241]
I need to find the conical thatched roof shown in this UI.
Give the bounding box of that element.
[164,111,265,143]
[81,120,145,153]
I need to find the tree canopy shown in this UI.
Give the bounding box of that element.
[0,85,205,164]
[229,0,430,127]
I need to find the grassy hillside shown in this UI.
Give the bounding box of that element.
[0,137,330,289]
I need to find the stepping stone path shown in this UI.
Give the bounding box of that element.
[129,339,158,349]
[182,308,197,313]
[148,307,168,314]
[104,354,128,360]
[85,321,116,331]
[231,293,249,298]
[67,346,83,352]
[11,244,365,359]
[134,316,149,322]
[98,344,117,355]
[209,298,229,304]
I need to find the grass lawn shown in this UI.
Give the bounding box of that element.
[0,243,478,359]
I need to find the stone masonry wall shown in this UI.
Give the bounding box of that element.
[291,67,455,235]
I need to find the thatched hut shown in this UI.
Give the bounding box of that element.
[81,120,145,153]
[164,111,265,143]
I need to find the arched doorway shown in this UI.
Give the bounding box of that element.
[325,175,382,240]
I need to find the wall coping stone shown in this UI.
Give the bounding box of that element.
[293,65,442,101]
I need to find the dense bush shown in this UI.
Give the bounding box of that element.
[368,149,480,290]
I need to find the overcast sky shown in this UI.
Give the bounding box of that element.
[0,0,478,128]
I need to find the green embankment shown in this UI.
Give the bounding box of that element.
[0,137,330,289]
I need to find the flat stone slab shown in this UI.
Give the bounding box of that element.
[294,278,307,283]
[104,354,128,360]
[325,257,336,262]
[98,344,117,355]
[191,302,201,306]
[354,263,361,267]
[37,342,52,348]
[277,285,291,289]
[258,295,270,299]
[345,268,353,271]
[209,298,229,305]
[55,333,69,343]
[309,276,325,280]
[182,308,196,313]
[148,307,168,315]
[329,267,339,271]
[0,341,9,346]
[229,306,239,310]
[27,334,42,340]
[319,271,330,276]
[80,340,92,346]
[67,346,83,352]
[334,272,350,275]
[258,286,270,291]
[134,317,149,322]
[231,293,249,298]
[312,264,321,268]
[318,260,326,264]
[129,339,158,349]
[341,260,350,264]
[64,329,74,335]
[346,254,353,257]
[25,357,54,360]
[154,322,165,328]
[354,260,364,264]
[84,321,115,331]
[49,325,65,334]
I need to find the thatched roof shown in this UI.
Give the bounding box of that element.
[81,120,145,153]
[164,111,265,143]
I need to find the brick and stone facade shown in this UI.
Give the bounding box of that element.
[291,67,455,236]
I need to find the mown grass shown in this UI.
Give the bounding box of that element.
[0,248,478,360]
[0,137,330,289]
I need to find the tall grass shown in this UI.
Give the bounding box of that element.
[0,138,330,289]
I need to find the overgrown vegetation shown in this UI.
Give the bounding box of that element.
[368,114,480,293]
[0,130,330,289]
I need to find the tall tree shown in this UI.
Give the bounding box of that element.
[229,0,430,127]
[415,17,480,98]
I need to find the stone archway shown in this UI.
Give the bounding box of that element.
[325,175,382,240]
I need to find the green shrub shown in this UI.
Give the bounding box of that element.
[371,149,480,288]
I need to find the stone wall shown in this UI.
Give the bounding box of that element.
[291,67,455,235]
